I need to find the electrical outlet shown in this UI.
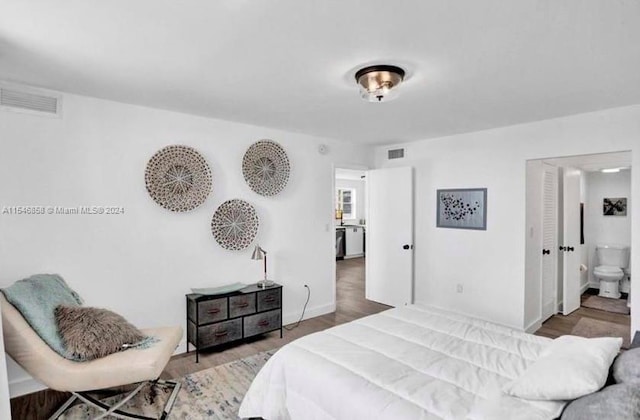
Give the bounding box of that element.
[456,284,463,293]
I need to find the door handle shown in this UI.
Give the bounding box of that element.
[542,249,550,255]
[567,246,574,252]
[402,244,413,250]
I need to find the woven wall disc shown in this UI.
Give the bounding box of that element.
[211,199,259,251]
[242,140,290,196]
[145,145,212,212]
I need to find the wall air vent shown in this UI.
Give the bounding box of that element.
[0,83,62,118]
[387,148,405,160]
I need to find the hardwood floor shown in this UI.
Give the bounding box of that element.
[534,290,630,340]
[11,257,388,418]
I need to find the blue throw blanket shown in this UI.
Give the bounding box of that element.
[2,274,83,357]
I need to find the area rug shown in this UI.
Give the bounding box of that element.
[582,295,630,315]
[571,317,630,349]
[60,350,275,419]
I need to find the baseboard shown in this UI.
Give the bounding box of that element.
[343,254,364,260]
[525,319,542,334]
[581,283,591,294]
[9,376,46,398]
[283,302,336,327]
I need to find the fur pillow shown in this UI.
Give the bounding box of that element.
[561,384,640,420]
[613,348,640,384]
[55,305,145,361]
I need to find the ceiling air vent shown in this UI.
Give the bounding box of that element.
[387,148,405,160]
[0,84,62,117]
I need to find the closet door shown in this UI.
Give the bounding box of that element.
[541,163,559,321]
[562,167,582,315]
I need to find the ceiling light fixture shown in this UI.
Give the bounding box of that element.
[355,65,405,102]
[601,168,622,173]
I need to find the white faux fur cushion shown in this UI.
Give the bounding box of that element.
[55,305,145,361]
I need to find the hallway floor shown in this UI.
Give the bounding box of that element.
[535,290,631,345]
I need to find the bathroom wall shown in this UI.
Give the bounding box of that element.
[584,170,632,287]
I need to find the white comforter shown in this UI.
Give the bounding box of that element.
[239,305,567,420]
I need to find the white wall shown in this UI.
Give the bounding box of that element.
[0,308,11,419]
[0,92,372,396]
[374,104,640,333]
[585,170,632,287]
[335,178,366,224]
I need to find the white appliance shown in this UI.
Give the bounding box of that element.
[594,245,629,299]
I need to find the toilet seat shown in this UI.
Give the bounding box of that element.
[594,265,623,276]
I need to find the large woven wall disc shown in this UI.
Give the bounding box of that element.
[211,199,259,251]
[242,140,290,196]
[145,145,212,212]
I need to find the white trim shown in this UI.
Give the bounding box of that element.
[525,319,543,334]
[283,302,335,326]
[581,282,592,294]
[9,376,46,398]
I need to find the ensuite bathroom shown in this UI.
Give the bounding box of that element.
[581,166,631,313]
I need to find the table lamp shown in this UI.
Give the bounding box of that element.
[252,245,274,288]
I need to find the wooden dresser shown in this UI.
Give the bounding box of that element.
[186,284,283,362]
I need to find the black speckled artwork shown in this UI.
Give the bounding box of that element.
[436,188,487,230]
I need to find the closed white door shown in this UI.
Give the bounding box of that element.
[366,167,413,307]
[562,167,582,315]
[541,163,559,321]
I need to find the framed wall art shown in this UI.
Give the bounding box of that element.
[603,197,627,216]
[436,188,487,230]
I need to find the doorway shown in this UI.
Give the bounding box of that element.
[526,151,632,343]
[334,167,370,312]
[333,166,414,310]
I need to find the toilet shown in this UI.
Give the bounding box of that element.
[594,245,629,299]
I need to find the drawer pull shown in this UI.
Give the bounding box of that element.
[207,308,221,314]
[258,319,270,327]
[263,296,276,303]
[234,302,249,308]
[215,330,228,337]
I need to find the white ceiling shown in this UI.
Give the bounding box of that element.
[1,1,640,144]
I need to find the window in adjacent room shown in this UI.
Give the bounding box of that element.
[336,188,356,220]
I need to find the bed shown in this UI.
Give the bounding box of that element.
[239,304,567,420]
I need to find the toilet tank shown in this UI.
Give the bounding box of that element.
[596,245,630,268]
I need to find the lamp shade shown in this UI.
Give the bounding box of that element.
[251,245,265,260]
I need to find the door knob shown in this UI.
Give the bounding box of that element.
[402,244,411,250]
[542,249,550,255]
[567,246,575,252]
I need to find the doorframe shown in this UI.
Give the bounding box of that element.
[331,164,370,310]
[524,150,633,333]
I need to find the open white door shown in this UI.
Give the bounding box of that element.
[541,163,559,321]
[366,167,413,307]
[562,167,582,315]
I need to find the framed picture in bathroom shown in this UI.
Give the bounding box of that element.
[603,197,627,216]
[436,188,487,230]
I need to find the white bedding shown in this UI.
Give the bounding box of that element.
[239,305,568,420]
